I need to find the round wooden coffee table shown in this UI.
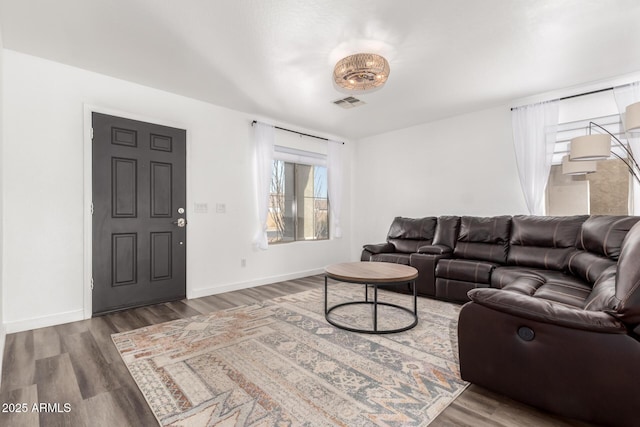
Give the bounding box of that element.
[324,262,419,334]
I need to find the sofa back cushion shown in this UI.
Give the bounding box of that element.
[583,266,617,311]
[507,215,587,271]
[433,216,461,249]
[453,216,511,263]
[568,216,640,285]
[576,215,640,259]
[386,216,437,253]
[567,251,616,285]
[612,220,640,324]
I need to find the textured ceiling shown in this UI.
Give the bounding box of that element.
[1,0,640,139]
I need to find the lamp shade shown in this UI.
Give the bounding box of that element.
[625,101,640,133]
[569,134,611,160]
[561,155,597,175]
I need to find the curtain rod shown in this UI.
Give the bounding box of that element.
[251,120,345,145]
[510,87,614,111]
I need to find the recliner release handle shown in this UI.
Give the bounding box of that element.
[517,326,535,341]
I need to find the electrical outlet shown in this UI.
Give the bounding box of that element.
[241,258,247,268]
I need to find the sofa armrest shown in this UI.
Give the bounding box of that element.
[362,242,394,254]
[417,244,452,255]
[408,252,452,297]
[468,288,627,333]
[458,299,640,427]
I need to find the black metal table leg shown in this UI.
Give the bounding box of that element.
[324,275,328,315]
[373,284,378,332]
[413,280,417,315]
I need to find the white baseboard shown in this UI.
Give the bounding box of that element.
[188,268,324,299]
[4,309,85,334]
[3,270,323,333]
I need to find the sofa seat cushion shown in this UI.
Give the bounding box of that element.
[436,259,497,284]
[435,278,483,303]
[493,266,592,309]
[370,253,411,265]
[492,266,558,288]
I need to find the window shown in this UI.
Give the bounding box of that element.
[547,114,629,215]
[267,160,329,243]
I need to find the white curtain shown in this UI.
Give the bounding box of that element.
[253,122,275,250]
[512,100,560,215]
[327,140,344,238]
[613,82,640,215]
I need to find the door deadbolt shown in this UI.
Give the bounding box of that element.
[172,218,187,227]
[177,207,185,214]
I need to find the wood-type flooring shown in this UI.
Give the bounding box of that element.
[0,275,593,426]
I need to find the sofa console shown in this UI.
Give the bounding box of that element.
[362,214,640,426]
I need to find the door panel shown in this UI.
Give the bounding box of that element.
[112,158,137,217]
[150,162,172,217]
[112,233,137,286]
[92,112,186,315]
[151,232,172,281]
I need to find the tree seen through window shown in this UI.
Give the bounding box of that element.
[268,160,328,243]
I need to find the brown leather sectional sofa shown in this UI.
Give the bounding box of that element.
[362,214,640,426]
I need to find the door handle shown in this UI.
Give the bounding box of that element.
[172,218,187,228]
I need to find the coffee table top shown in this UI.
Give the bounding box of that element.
[325,262,418,284]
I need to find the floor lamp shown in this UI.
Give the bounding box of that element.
[564,101,640,184]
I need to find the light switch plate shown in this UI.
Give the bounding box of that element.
[194,202,208,213]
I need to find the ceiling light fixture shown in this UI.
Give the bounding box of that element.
[333,53,390,91]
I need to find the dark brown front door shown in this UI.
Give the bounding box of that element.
[92,112,187,315]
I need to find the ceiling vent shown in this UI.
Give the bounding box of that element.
[333,96,366,109]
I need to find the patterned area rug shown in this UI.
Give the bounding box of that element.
[112,286,468,426]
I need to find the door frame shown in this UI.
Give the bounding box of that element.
[82,104,191,319]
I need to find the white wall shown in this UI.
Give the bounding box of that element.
[558,90,619,124]
[0,27,5,382]
[352,105,528,258]
[2,49,353,333]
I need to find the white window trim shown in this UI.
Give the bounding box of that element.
[274,145,327,167]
